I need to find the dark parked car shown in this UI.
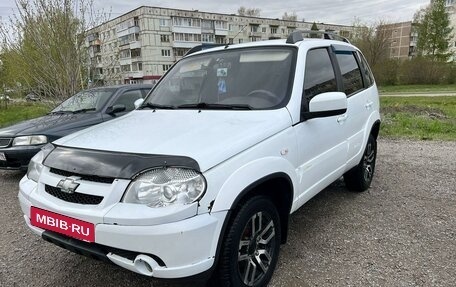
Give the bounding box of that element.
[0,84,152,170]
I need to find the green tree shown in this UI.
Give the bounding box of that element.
[310,22,319,38]
[0,0,107,103]
[415,0,453,61]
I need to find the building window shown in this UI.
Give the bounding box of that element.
[160,34,170,42]
[173,33,201,42]
[173,17,201,27]
[161,49,171,57]
[159,19,168,26]
[214,20,227,29]
[174,48,189,57]
[270,27,278,34]
[134,17,139,27]
[163,64,172,72]
[261,27,267,33]
[239,39,243,44]
[250,25,259,33]
[202,34,214,43]
[229,38,234,44]
[131,48,141,58]
[132,62,142,71]
[121,64,131,72]
[119,49,130,59]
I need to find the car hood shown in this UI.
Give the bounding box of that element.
[55,109,293,172]
[0,113,103,139]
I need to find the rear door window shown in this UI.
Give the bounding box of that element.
[335,52,364,96]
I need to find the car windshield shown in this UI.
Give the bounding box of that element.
[143,47,296,110]
[52,88,116,113]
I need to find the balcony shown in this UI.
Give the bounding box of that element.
[125,71,144,78]
[173,41,200,49]
[131,56,142,62]
[172,26,201,34]
[119,58,132,66]
[215,28,228,36]
[129,41,141,49]
[117,26,140,38]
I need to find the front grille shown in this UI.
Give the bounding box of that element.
[0,138,12,148]
[44,185,104,205]
[49,168,115,184]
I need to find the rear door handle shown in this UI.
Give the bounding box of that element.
[337,114,348,124]
[365,101,374,109]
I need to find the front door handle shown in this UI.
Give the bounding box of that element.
[337,114,348,124]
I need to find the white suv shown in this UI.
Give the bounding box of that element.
[19,31,380,287]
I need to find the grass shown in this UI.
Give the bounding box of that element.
[380,96,456,141]
[379,84,456,94]
[0,102,50,128]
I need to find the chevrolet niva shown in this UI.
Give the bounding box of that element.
[19,31,380,287]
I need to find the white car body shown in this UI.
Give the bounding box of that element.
[19,34,380,282]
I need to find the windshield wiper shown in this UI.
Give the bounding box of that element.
[176,103,252,110]
[71,108,97,114]
[138,102,176,110]
[48,111,70,115]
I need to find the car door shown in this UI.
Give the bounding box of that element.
[293,47,348,206]
[332,47,370,168]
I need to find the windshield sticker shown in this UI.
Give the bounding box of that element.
[218,79,227,94]
[217,68,228,77]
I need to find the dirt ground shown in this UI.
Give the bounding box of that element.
[0,139,455,287]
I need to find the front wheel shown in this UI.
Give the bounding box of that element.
[212,196,281,287]
[344,134,377,192]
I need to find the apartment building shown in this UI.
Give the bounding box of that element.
[381,21,418,60]
[446,0,456,61]
[87,6,358,85]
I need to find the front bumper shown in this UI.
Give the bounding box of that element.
[0,145,42,170]
[19,176,227,279]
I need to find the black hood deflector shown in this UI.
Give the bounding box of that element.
[44,146,200,179]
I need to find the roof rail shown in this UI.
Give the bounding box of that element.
[185,43,226,56]
[286,30,351,44]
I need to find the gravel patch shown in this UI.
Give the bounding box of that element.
[1,139,455,287]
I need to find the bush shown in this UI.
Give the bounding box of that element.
[372,59,400,86]
[372,57,455,86]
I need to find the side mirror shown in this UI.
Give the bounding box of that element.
[107,104,126,115]
[134,98,144,109]
[302,92,347,120]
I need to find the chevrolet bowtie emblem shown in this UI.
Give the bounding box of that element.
[57,176,81,194]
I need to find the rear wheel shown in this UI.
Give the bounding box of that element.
[212,196,281,287]
[344,134,377,192]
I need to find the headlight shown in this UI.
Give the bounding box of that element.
[13,135,48,146]
[27,144,54,182]
[123,167,206,208]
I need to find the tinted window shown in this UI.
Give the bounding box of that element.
[113,90,143,111]
[303,48,337,111]
[336,52,363,95]
[357,52,374,87]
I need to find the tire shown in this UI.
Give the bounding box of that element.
[212,196,281,287]
[344,134,377,192]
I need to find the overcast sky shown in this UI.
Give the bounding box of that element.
[1,0,430,26]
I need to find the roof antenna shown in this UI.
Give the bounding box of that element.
[225,24,248,48]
